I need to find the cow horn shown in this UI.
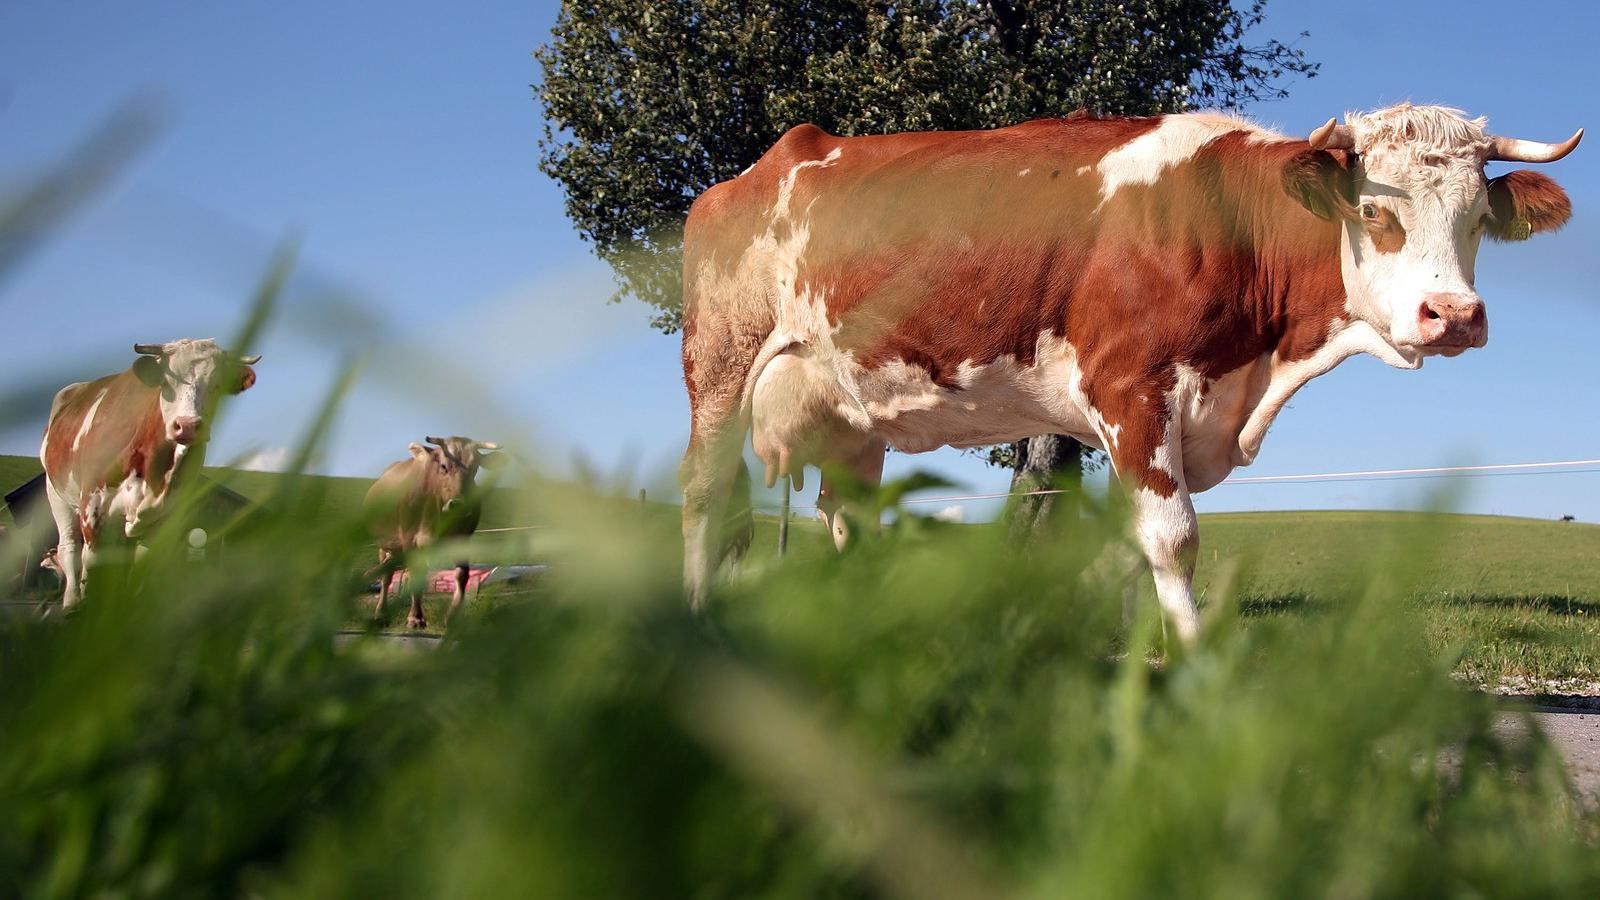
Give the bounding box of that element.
[475,442,501,451]
[425,435,445,446]
[1489,128,1583,163]
[238,354,262,365]
[1308,118,1356,151]
[133,343,165,355]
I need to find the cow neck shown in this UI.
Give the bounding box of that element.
[125,378,182,495]
[1229,140,1349,364]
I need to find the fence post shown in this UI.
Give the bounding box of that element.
[777,482,790,556]
[639,488,647,522]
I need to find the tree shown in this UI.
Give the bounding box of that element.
[535,0,1315,499]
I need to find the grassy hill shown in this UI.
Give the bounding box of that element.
[8,453,1598,600]
[1197,509,1600,601]
[0,454,41,521]
[0,453,659,531]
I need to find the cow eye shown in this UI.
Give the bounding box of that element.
[1359,202,1381,222]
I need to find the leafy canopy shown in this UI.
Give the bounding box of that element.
[535,0,1315,331]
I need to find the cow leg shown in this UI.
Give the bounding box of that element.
[74,488,112,607]
[1101,407,1200,644]
[678,257,773,608]
[1131,480,1200,644]
[816,438,887,551]
[44,480,84,609]
[680,342,762,608]
[681,425,747,610]
[405,555,428,630]
[371,548,395,622]
[444,562,469,626]
[116,473,158,540]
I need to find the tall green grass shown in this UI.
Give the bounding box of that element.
[3,441,1599,896]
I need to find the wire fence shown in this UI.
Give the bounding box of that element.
[453,458,1600,541]
[752,457,1600,514]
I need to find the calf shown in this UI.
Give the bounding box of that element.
[364,436,502,629]
[40,339,259,607]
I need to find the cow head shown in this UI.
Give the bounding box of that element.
[1290,104,1578,362]
[132,339,260,453]
[409,436,503,513]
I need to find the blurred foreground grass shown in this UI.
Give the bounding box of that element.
[4,454,1600,897]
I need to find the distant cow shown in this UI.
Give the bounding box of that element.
[364,436,502,629]
[40,339,259,607]
[679,103,1579,640]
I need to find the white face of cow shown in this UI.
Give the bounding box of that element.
[1297,105,1577,364]
[410,436,503,513]
[132,338,259,453]
[1342,154,1492,358]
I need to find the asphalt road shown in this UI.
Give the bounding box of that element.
[1495,708,1600,806]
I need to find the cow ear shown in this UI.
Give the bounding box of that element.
[1285,149,1356,221]
[408,442,431,462]
[1487,170,1572,241]
[133,355,163,387]
[233,365,257,394]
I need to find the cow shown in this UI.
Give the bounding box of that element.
[364,436,502,629]
[679,103,1579,641]
[39,339,260,608]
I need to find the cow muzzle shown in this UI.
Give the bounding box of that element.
[169,416,203,445]
[1416,294,1487,355]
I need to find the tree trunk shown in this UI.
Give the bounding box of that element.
[1007,434,1083,538]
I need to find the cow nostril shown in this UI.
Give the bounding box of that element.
[1424,307,1441,320]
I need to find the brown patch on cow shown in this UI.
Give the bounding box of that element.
[1488,169,1572,240]
[43,369,176,502]
[1364,205,1407,253]
[1142,468,1178,497]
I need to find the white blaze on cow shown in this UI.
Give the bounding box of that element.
[363,435,502,630]
[679,103,1578,641]
[39,339,260,608]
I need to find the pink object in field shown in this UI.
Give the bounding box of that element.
[381,564,546,594]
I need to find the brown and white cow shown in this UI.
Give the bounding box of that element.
[679,104,1579,640]
[40,339,260,607]
[364,436,502,629]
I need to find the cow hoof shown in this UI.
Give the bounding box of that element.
[407,616,428,630]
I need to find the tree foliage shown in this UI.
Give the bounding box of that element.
[535,0,1316,332]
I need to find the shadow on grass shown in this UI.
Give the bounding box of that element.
[1238,592,1331,618]
[1431,594,1600,618]
[1499,695,1600,711]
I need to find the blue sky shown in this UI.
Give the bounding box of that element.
[2,0,1598,522]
